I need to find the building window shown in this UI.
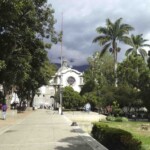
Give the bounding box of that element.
[67,76,76,85]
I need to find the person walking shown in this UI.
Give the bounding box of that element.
[1,96,7,120]
[85,102,91,113]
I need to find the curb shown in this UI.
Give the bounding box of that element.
[63,115,108,150]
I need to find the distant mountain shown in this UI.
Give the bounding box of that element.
[73,65,89,72]
[54,63,89,72]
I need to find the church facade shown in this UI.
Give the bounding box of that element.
[33,60,84,108]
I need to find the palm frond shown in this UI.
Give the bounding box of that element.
[120,24,134,33]
[100,36,111,45]
[106,18,113,27]
[138,48,148,58]
[100,42,111,57]
[96,27,108,34]
[120,36,133,46]
[141,39,149,43]
[93,35,111,45]
[114,18,123,27]
[93,36,103,43]
[141,44,150,47]
[125,48,133,56]
[128,34,150,52]
[105,19,114,38]
[114,18,122,35]
[114,19,134,41]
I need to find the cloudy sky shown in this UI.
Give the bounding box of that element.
[47,0,150,67]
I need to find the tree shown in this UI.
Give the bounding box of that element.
[111,101,122,116]
[84,52,114,89]
[118,54,150,115]
[114,84,143,116]
[80,80,96,96]
[114,84,138,106]
[125,34,150,60]
[139,68,150,114]
[123,35,150,113]
[0,60,6,71]
[117,54,148,88]
[82,52,115,111]
[147,51,150,68]
[99,85,116,107]
[93,18,134,86]
[17,59,56,106]
[82,92,98,111]
[0,0,57,97]
[62,86,82,109]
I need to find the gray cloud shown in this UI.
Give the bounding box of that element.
[48,0,150,66]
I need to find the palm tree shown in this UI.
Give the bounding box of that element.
[93,18,134,86]
[125,34,150,89]
[125,34,150,60]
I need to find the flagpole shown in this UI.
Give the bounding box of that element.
[61,12,63,67]
[59,12,63,115]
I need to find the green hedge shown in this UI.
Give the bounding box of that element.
[106,116,128,122]
[106,116,116,121]
[115,117,128,122]
[91,122,142,150]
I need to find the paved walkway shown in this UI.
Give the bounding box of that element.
[64,111,106,134]
[0,109,107,150]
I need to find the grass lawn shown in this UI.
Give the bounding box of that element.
[100,121,150,150]
[65,111,150,149]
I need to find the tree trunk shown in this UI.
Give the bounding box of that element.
[3,83,8,98]
[114,61,118,87]
[30,91,35,107]
[113,41,118,87]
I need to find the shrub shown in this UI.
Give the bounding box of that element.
[106,116,128,122]
[91,122,142,150]
[115,117,128,122]
[106,116,116,121]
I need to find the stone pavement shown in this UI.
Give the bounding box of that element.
[0,109,32,133]
[0,109,108,150]
[63,111,106,134]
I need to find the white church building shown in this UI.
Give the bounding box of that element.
[33,60,84,108]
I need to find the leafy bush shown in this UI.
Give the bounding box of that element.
[115,117,128,122]
[106,116,128,122]
[112,101,122,116]
[106,116,116,121]
[62,86,82,109]
[91,122,142,150]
